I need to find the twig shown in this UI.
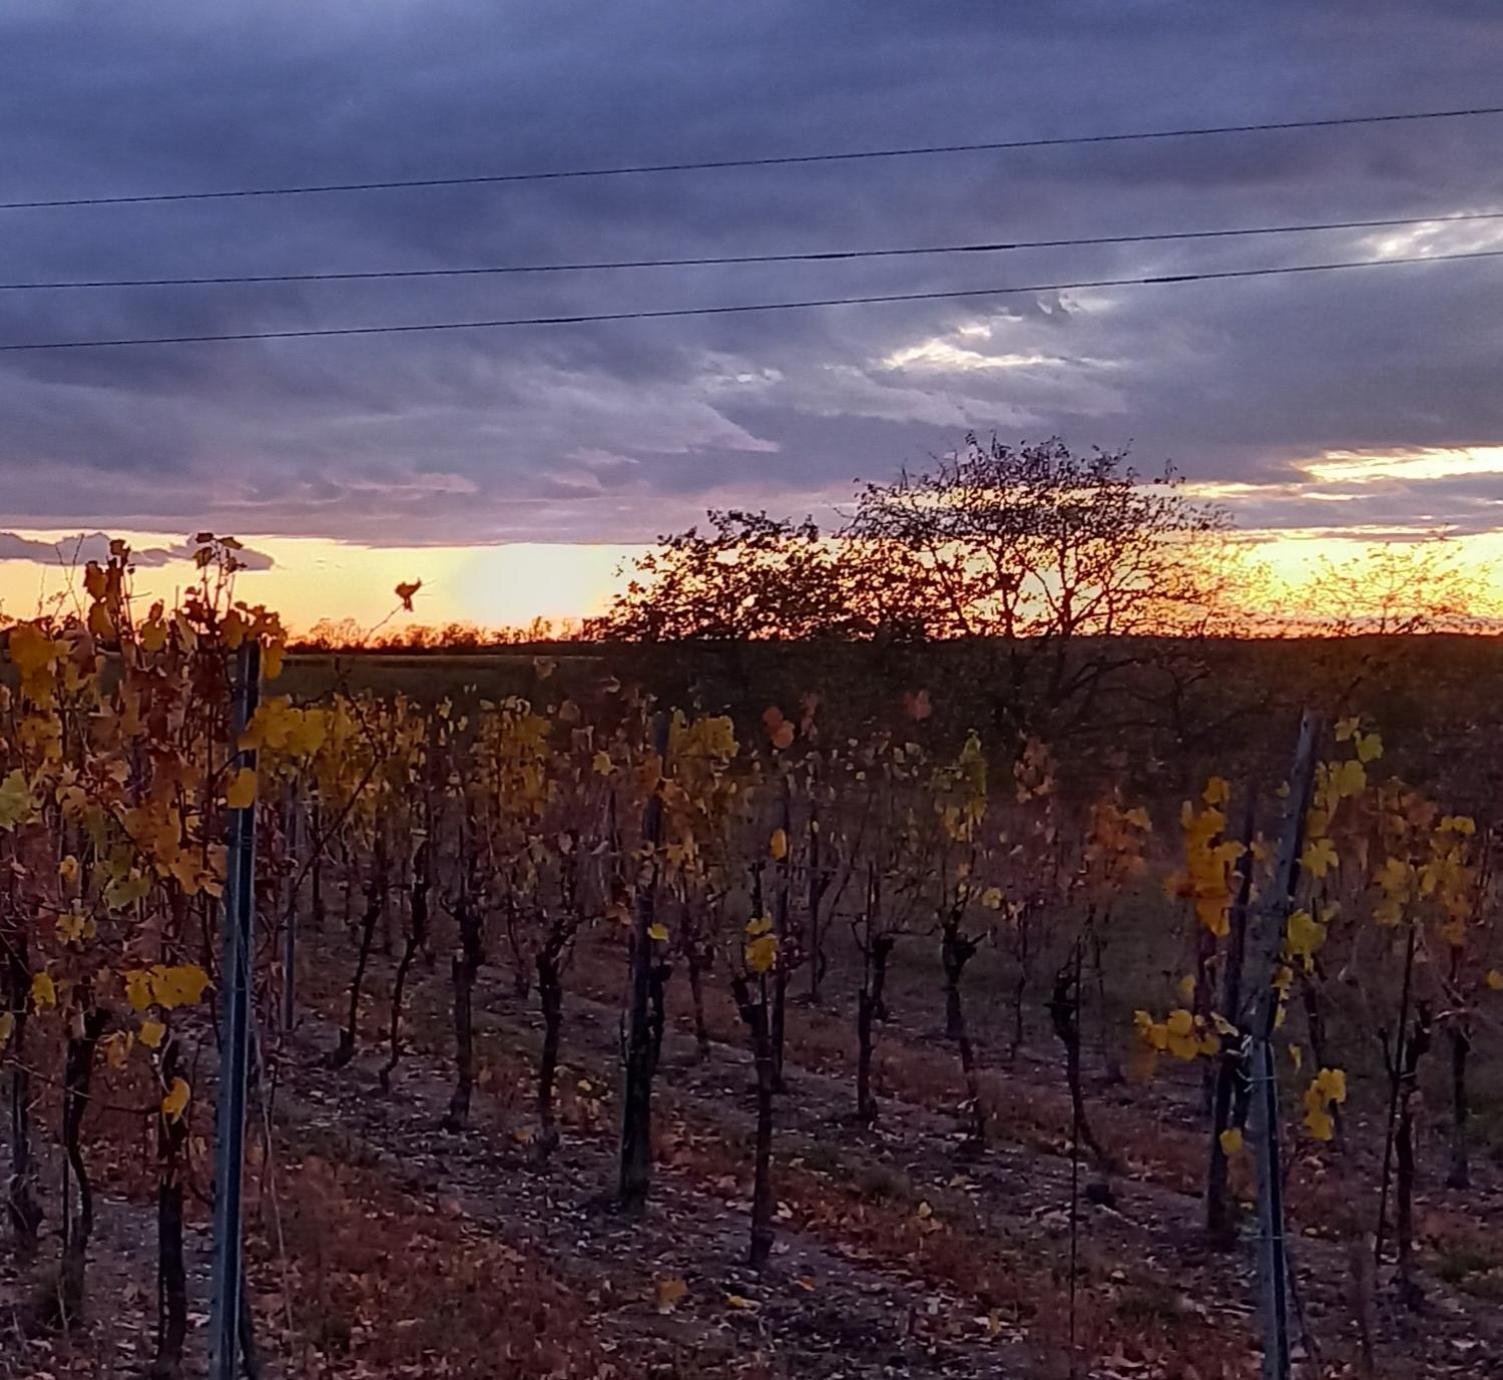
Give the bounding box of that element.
[1375,918,1418,1265]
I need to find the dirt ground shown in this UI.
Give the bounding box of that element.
[4,921,1502,1378]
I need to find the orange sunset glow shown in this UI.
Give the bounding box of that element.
[0,518,1496,639]
[0,531,636,636]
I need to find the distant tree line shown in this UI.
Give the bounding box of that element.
[294,614,582,652]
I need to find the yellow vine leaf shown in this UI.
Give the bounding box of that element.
[1219,1127,1244,1155]
[1134,1009,1168,1052]
[167,853,207,897]
[1285,909,1327,970]
[291,707,329,758]
[226,767,258,810]
[1302,1067,1347,1142]
[30,971,56,1011]
[104,872,151,911]
[745,933,778,974]
[647,922,669,943]
[139,615,168,653]
[152,964,211,1010]
[769,828,788,861]
[0,769,35,831]
[139,1019,166,1050]
[55,909,92,945]
[1300,836,1338,880]
[1376,855,1413,894]
[7,622,55,674]
[1163,1008,1200,1060]
[88,597,117,639]
[1332,758,1366,798]
[7,623,60,704]
[1137,1006,1221,1063]
[239,699,280,750]
[124,969,154,1012]
[161,1077,192,1122]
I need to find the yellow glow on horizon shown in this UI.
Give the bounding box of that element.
[1,522,1499,637]
[1230,525,1503,620]
[1302,446,1503,485]
[0,529,641,636]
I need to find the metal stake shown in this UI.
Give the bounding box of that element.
[281,777,299,1033]
[209,639,260,1380]
[1238,709,1321,1380]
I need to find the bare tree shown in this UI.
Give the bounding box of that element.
[841,435,1229,735]
[600,510,861,642]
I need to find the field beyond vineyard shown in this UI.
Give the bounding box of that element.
[3,546,1503,1379]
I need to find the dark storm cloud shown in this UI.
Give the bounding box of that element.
[1,0,1501,543]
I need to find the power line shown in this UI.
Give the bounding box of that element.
[2,210,1498,292]
[3,105,1501,212]
[1,247,1496,353]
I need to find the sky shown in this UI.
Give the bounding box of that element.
[1,1,1501,632]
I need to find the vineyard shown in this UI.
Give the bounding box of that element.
[2,537,1503,1379]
